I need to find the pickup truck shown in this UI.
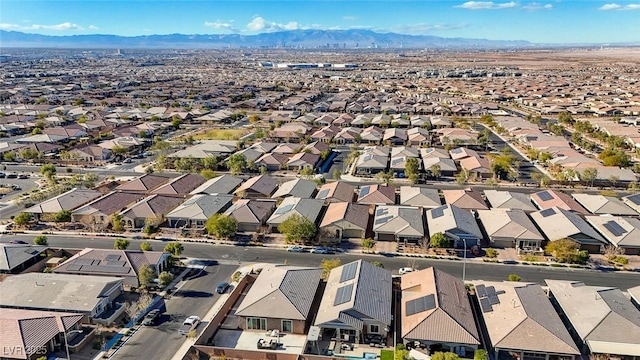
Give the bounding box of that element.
[178,315,200,335]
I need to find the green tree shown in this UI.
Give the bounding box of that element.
[114,238,130,250]
[456,170,468,186]
[371,261,384,268]
[545,239,590,264]
[33,235,48,246]
[332,168,341,180]
[320,258,341,280]
[226,153,247,176]
[394,344,411,360]
[138,263,156,287]
[111,214,125,232]
[53,210,71,222]
[163,241,184,257]
[300,166,315,178]
[278,213,317,244]
[508,274,522,282]
[202,155,220,171]
[361,238,376,250]
[430,232,451,248]
[83,173,99,188]
[200,169,217,180]
[558,111,575,125]
[140,242,153,251]
[158,271,174,286]
[205,214,238,239]
[405,157,420,184]
[320,149,332,161]
[14,212,32,227]
[40,164,57,182]
[111,145,128,156]
[599,148,630,167]
[248,114,261,123]
[171,117,182,129]
[429,164,442,179]
[3,152,16,162]
[375,170,394,186]
[474,350,489,360]
[579,167,598,187]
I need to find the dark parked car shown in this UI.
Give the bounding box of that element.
[142,309,161,326]
[9,240,28,244]
[6,173,17,178]
[18,174,29,179]
[216,282,229,294]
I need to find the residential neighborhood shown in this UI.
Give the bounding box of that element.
[1,45,640,360]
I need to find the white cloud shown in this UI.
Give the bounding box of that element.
[523,2,553,10]
[388,23,468,34]
[342,16,359,21]
[455,1,518,9]
[599,3,640,10]
[246,16,299,32]
[204,20,239,33]
[0,21,85,31]
[88,25,99,30]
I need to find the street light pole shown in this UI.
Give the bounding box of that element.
[64,329,83,360]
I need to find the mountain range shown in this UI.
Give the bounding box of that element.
[0,29,531,49]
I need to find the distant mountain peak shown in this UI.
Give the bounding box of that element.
[0,29,530,49]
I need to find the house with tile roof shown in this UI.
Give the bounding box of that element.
[267,197,324,231]
[426,204,483,248]
[477,209,545,250]
[483,190,537,212]
[189,174,243,195]
[165,194,233,229]
[472,281,580,360]
[223,199,277,232]
[25,188,103,221]
[401,268,480,355]
[151,173,206,196]
[71,191,143,229]
[314,260,392,344]
[422,157,458,177]
[316,181,356,203]
[320,202,370,239]
[235,264,322,334]
[530,206,606,253]
[530,190,588,214]
[53,248,169,287]
[286,152,320,171]
[585,216,640,255]
[115,173,172,194]
[119,194,184,229]
[0,309,84,360]
[234,175,278,198]
[399,187,441,208]
[443,189,488,210]
[271,178,317,199]
[0,244,48,274]
[571,194,638,216]
[545,280,640,359]
[0,273,123,320]
[357,184,396,205]
[373,205,424,242]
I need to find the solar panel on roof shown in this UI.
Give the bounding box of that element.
[340,262,358,283]
[359,186,371,197]
[485,286,496,297]
[406,294,436,316]
[317,189,330,199]
[537,191,554,201]
[74,258,95,266]
[391,158,404,166]
[480,298,493,313]
[274,204,294,215]
[603,221,628,237]
[431,206,446,219]
[539,208,556,217]
[376,207,388,216]
[476,284,487,298]
[82,265,131,274]
[451,148,462,154]
[105,254,121,261]
[488,294,500,305]
[104,260,126,267]
[627,194,640,205]
[334,283,354,306]
[66,264,82,271]
[375,215,393,225]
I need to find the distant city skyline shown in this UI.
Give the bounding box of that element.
[0,1,639,44]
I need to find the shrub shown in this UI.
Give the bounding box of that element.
[231,271,241,282]
[485,248,498,258]
[92,340,102,350]
[430,232,451,248]
[508,274,521,282]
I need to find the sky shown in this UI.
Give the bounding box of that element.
[0,0,639,44]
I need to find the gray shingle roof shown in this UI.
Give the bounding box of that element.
[0,244,48,272]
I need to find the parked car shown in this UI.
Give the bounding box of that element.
[0,172,5,178]
[123,158,132,164]
[178,315,200,335]
[9,240,27,244]
[399,267,415,275]
[287,245,304,252]
[142,309,161,326]
[18,174,29,179]
[216,282,229,294]
[6,173,17,178]
[310,247,329,254]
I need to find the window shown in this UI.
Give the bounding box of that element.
[282,320,292,333]
[246,317,267,330]
[369,324,379,333]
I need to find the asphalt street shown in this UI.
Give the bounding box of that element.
[113,264,236,360]
[3,235,638,290]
